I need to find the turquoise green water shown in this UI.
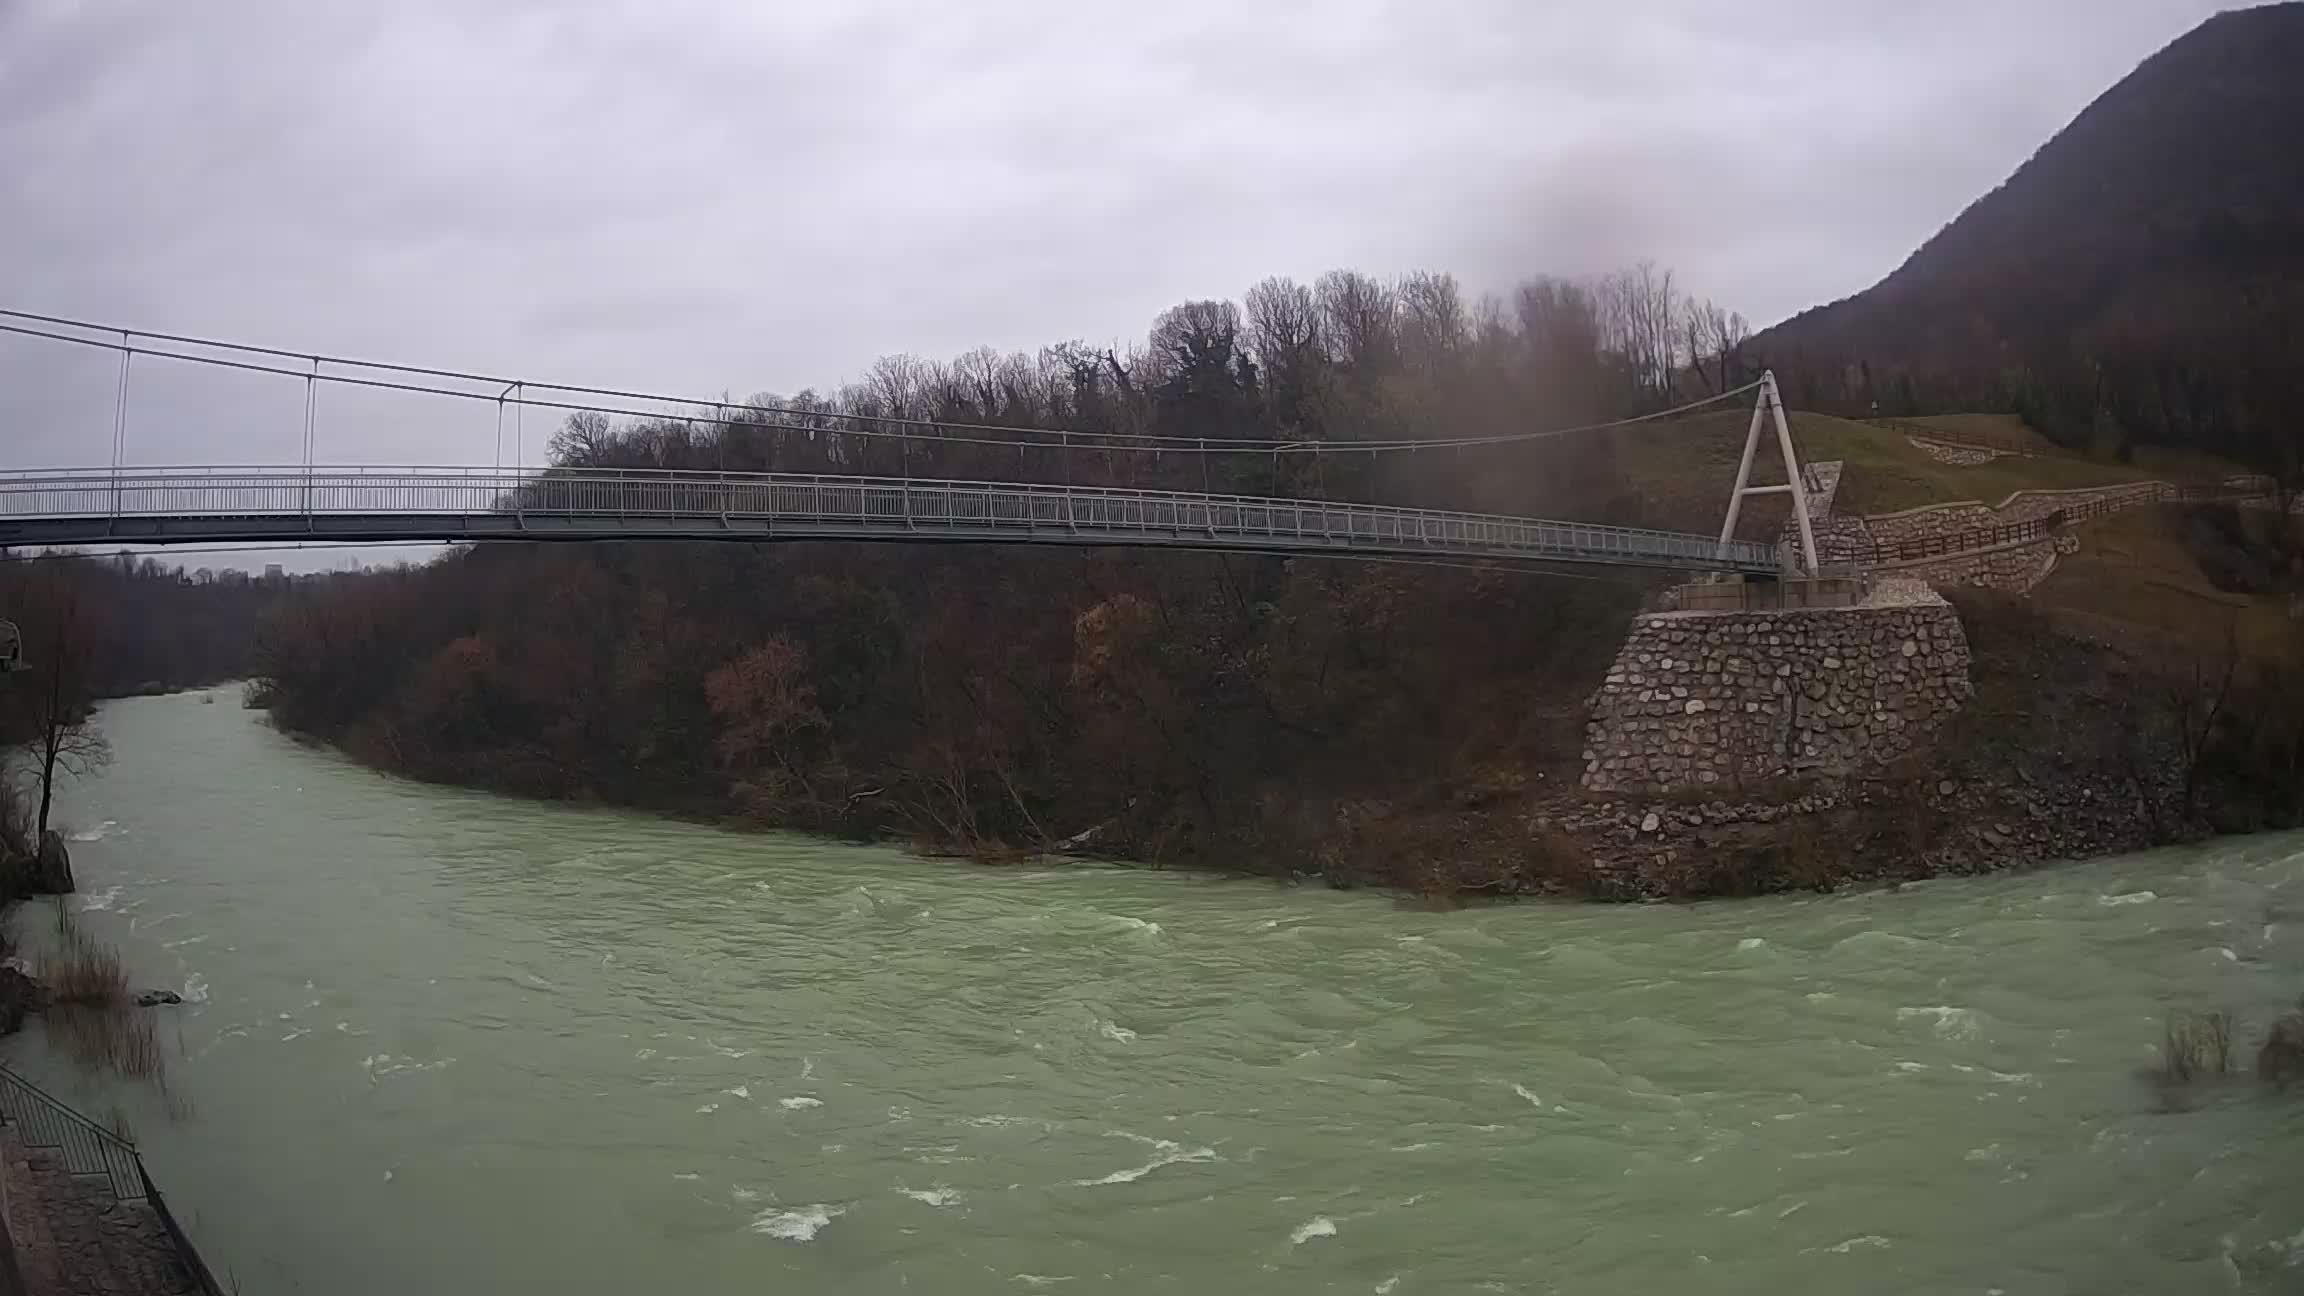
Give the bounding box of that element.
[13,691,2304,1293]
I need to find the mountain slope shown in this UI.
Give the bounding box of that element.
[1754,3,2304,473]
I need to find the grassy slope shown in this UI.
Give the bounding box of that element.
[1605,409,2196,539]
[2033,505,2297,665]
[1900,413,2056,450]
[1610,406,2286,660]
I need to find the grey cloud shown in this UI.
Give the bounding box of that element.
[0,0,2238,493]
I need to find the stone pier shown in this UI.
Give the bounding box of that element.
[1580,587,1973,795]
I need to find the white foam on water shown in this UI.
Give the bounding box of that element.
[362,1053,455,1078]
[2099,891,2157,907]
[723,1085,751,1099]
[779,1096,822,1110]
[162,934,208,950]
[66,820,116,843]
[966,1113,1050,1130]
[1289,1217,1338,1245]
[1097,1020,1138,1044]
[695,1103,719,1114]
[77,886,123,912]
[279,1028,309,1042]
[1823,1235,1891,1254]
[707,1039,753,1059]
[1897,1005,1981,1040]
[634,1048,657,1060]
[1391,1142,1432,1152]
[672,1172,700,1181]
[1070,1134,1215,1187]
[1737,937,1767,951]
[730,1187,758,1202]
[1012,1276,1074,1287]
[749,1204,843,1241]
[900,1186,962,1207]
[800,1056,816,1080]
[1374,1278,1399,1294]
[1511,1083,1544,1108]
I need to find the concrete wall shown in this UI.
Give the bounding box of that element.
[1581,596,1973,795]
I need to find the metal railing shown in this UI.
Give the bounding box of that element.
[0,465,1784,572]
[0,1062,223,1294]
[0,1063,143,1200]
[1851,481,2259,568]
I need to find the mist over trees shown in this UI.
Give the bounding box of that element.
[534,262,1752,524]
[248,261,1752,882]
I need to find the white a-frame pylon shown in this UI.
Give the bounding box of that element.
[1715,370,1819,575]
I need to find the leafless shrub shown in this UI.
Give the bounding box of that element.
[2160,1010,2235,1085]
[36,918,166,1083]
[2259,1001,2304,1088]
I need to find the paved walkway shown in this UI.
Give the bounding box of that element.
[0,1131,194,1296]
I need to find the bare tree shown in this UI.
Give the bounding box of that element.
[1315,270,1398,375]
[1395,270,1469,376]
[1682,296,1751,394]
[1148,300,1246,381]
[11,579,112,844]
[1595,261,1682,404]
[1515,276,1608,419]
[2169,621,2242,820]
[1244,278,1321,383]
[548,410,615,466]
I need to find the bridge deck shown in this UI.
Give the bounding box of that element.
[0,467,1780,572]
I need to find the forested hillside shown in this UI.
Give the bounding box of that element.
[1754,3,2304,479]
[249,264,1751,886]
[0,554,281,704]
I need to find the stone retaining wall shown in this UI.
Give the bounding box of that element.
[1909,437,2004,466]
[1581,596,1973,794]
[1880,533,2080,592]
[1863,481,2164,549]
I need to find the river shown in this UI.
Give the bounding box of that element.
[10,691,2304,1293]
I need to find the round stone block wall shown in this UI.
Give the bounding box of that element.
[1581,600,1974,794]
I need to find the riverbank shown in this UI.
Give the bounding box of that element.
[31,689,2304,1294]
[249,549,2304,900]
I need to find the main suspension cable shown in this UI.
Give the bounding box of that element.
[0,308,1759,459]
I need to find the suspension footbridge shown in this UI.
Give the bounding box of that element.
[0,310,1815,575]
[0,466,1782,571]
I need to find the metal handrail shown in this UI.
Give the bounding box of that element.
[0,465,1783,571]
[0,1062,145,1200]
[1853,481,2260,567]
[0,1062,224,1294]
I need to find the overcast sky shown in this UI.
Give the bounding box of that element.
[0,0,2240,490]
